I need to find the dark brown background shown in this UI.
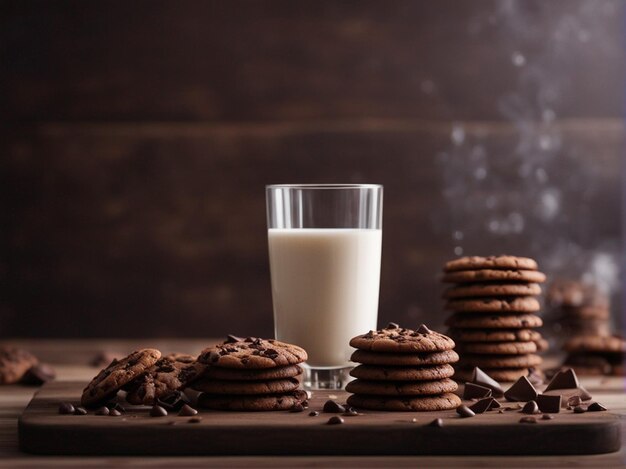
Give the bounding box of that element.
[1,0,624,338]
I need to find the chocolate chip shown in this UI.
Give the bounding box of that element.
[289,403,305,413]
[21,364,56,385]
[456,405,475,418]
[95,406,110,416]
[519,416,537,424]
[178,404,198,416]
[469,398,496,414]
[536,394,561,414]
[156,390,190,411]
[327,416,344,425]
[428,418,444,427]
[225,334,244,343]
[108,403,125,414]
[386,322,400,329]
[150,405,168,417]
[342,407,359,417]
[323,400,345,413]
[58,402,75,415]
[573,406,586,414]
[309,411,319,417]
[541,414,555,420]
[463,382,492,400]
[587,402,608,412]
[73,406,87,415]
[544,368,579,392]
[416,324,432,334]
[471,367,504,397]
[521,401,539,414]
[188,417,202,423]
[109,409,122,416]
[504,376,538,402]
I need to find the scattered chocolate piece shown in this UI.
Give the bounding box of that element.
[573,406,586,414]
[519,416,537,424]
[150,405,168,417]
[178,404,198,416]
[536,394,561,414]
[543,387,592,407]
[417,324,432,334]
[541,414,555,420]
[225,334,244,343]
[469,398,495,414]
[73,406,87,415]
[323,400,345,413]
[289,403,305,413]
[309,411,319,417]
[95,406,110,416]
[342,407,360,417]
[327,416,344,425]
[544,368,579,392]
[456,405,475,418]
[428,418,444,427]
[156,390,190,411]
[463,382,492,400]
[109,409,122,416]
[58,402,75,415]
[386,322,400,329]
[567,396,582,408]
[521,401,539,414]
[89,351,118,368]
[587,402,608,412]
[22,364,56,385]
[488,399,501,410]
[526,368,544,386]
[108,403,125,414]
[504,376,538,402]
[471,367,504,397]
[188,417,202,423]
[498,409,505,414]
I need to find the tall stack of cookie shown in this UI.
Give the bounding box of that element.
[442,255,548,383]
[193,337,309,411]
[345,324,461,411]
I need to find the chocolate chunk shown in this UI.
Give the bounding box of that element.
[150,405,168,417]
[573,406,586,414]
[327,416,345,425]
[519,416,537,424]
[526,367,544,386]
[463,382,492,400]
[469,398,495,414]
[488,399,501,410]
[73,406,87,415]
[541,414,555,420]
[109,409,122,416]
[544,368,579,392]
[504,376,538,402]
[225,334,244,343]
[471,367,504,397]
[108,403,125,414]
[95,406,110,416]
[567,396,582,407]
[178,404,198,416]
[428,418,444,427]
[417,324,432,334]
[543,387,592,407]
[323,400,346,413]
[386,322,400,329]
[58,402,75,415]
[456,405,475,418]
[342,407,359,417]
[188,417,202,423]
[156,390,190,411]
[521,400,539,414]
[289,403,305,413]
[587,402,608,412]
[21,364,56,385]
[536,394,561,413]
[309,411,319,417]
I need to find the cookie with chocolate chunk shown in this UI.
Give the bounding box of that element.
[442,269,546,284]
[201,364,303,381]
[197,389,308,411]
[350,349,459,366]
[445,297,540,314]
[350,324,455,353]
[0,346,39,384]
[446,313,543,329]
[345,377,458,396]
[191,377,301,395]
[444,256,538,272]
[125,353,206,405]
[443,283,542,299]
[350,364,455,381]
[347,393,461,411]
[81,348,161,407]
[198,338,307,369]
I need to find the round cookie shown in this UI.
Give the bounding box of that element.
[202,364,303,381]
[457,353,543,369]
[347,392,461,412]
[350,364,455,381]
[445,313,543,329]
[442,269,546,284]
[191,377,301,395]
[448,328,542,343]
[562,306,610,320]
[350,325,455,353]
[124,354,206,405]
[444,256,538,272]
[443,283,542,299]
[350,349,459,366]
[197,390,308,411]
[0,346,39,384]
[345,377,458,396]
[199,338,307,369]
[454,367,536,383]
[81,348,161,407]
[459,341,538,355]
[563,335,626,353]
[445,297,540,314]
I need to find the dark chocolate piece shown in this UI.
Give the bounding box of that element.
[541,414,555,420]
[504,376,538,402]
[463,382,492,400]
[95,406,110,416]
[386,322,400,329]
[108,403,125,414]
[342,407,359,416]
[188,417,202,423]
[73,406,87,415]
[488,399,501,410]
[22,364,56,385]
[428,418,444,427]
[456,405,475,418]
[156,390,190,411]
[519,416,537,423]
[417,324,432,334]
[58,402,75,415]
[469,398,495,414]
[323,400,346,413]
[309,411,319,417]
[178,404,198,416]
[109,408,122,416]
[587,402,608,412]
[536,394,561,413]
[521,400,539,414]
[327,416,344,425]
[573,406,586,414]
[471,367,504,397]
[225,334,245,343]
[544,368,579,392]
[289,403,305,413]
[150,405,168,417]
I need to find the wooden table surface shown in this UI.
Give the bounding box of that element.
[0,339,625,467]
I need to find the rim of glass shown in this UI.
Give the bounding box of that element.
[266,183,382,190]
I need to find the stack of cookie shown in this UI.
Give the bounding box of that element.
[442,255,548,383]
[345,323,461,411]
[563,335,626,376]
[194,337,309,411]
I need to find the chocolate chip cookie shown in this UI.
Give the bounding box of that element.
[445,297,540,314]
[448,328,542,343]
[191,377,301,395]
[443,283,542,299]
[350,349,459,366]
[347,393,461,411]
[345,377,458,396]
[350,325,455,353]
[350,364,455,381]
[197,390,308,411]
[459,341,538,355]
[199,338,307,369]
[444,256,538,272]
[0,346,39,384]
[442,269,546,284]
[446,313,543,329]
[457,353,543,369]
[201,364,303,381]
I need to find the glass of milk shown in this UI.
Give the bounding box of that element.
[266,184,383,389]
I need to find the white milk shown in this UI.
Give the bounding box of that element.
[268,228,382,368]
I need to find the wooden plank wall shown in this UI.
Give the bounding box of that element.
[1,0,624,338]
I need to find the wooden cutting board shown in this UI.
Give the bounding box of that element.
[18,381,621,456]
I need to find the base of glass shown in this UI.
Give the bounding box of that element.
[302,364,353,390]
